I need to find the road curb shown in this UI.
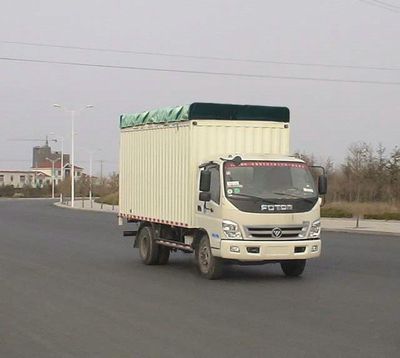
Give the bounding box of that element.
[322,228,400,237]
[54,202,118,214]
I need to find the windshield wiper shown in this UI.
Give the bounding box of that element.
[273,192,316,203]
[227,193,277,204]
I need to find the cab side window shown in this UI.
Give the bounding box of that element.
[208,167,220,204]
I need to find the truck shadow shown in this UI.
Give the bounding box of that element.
[126,254,309,282]
[222,265,298,282]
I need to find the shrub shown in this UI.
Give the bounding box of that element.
[321,207,353,218]
[95,192,118,205]
[0,185,15,197]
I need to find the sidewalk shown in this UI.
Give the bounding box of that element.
[322,217,400,236]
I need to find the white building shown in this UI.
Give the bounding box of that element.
[33,161,84,185]
[0,170,51,188]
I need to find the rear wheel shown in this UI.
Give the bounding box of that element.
[196,235,223,279]
[280,259,306,277]
[138,226,159,265]
[157,246,170,265]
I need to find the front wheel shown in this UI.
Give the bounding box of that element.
[196,236,224,280]
[280,259,306,277]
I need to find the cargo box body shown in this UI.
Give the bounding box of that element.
[119,119,290,227]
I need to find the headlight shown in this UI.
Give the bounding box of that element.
[222,220,243,240]
[309,220,321,238]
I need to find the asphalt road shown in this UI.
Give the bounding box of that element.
[1,199,399,358]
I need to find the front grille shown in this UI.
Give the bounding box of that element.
[245,225,307,239]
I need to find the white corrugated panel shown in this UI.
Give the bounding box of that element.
[120,123,192,226]
[190,120,290,164]
[119,120,289,227]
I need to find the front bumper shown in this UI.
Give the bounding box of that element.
[217,239,321,261]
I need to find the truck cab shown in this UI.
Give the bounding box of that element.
[195,154,327,278]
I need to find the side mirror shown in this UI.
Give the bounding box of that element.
[199,191,211,202]
[318,175,328,195]
[199,170,211,192]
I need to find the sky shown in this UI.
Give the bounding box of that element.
[1,0,399,175]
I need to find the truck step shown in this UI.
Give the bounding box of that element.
[155,239,193,252]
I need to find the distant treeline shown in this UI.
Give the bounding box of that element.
[2,143,399,206]
[297,142,400,204]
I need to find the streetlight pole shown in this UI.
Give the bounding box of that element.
[46,157,60,199]
[53,104,93,208]
[89,151,93,207]
[70,110,76,207]
[49,133,64,180]
[59,136,64,180]
[49,133,65,203]
[87,149,101,208]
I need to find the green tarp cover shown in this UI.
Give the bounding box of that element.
[120,102,289,129]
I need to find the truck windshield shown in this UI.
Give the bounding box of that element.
[224,161,318,213]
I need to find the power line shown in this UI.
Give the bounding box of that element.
[359,0,399,12]
[1,40,399,72]
[369,0,400,10]
[1,56,400,86]
[358,0,400,13]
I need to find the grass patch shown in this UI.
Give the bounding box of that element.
[322,201,400,220]
[364,212,400,220]
[95,192,118,205]
[321,207,352,218]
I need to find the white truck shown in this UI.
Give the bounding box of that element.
[119,103,327,279]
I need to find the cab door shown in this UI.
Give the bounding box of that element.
[195,165,223,250]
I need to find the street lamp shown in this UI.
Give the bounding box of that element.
[46,157,60,199]
[88,149,101,208]
[79,147,101,208]
[53,104,94,208]
[49,133,64,180]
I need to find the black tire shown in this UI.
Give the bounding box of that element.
[138,226,159,265]
[158,246,170,265]
[195,235,223,279]
[280,259,306,277]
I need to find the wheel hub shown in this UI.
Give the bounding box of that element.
[140,236,149,258]
[199,244,210,271]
